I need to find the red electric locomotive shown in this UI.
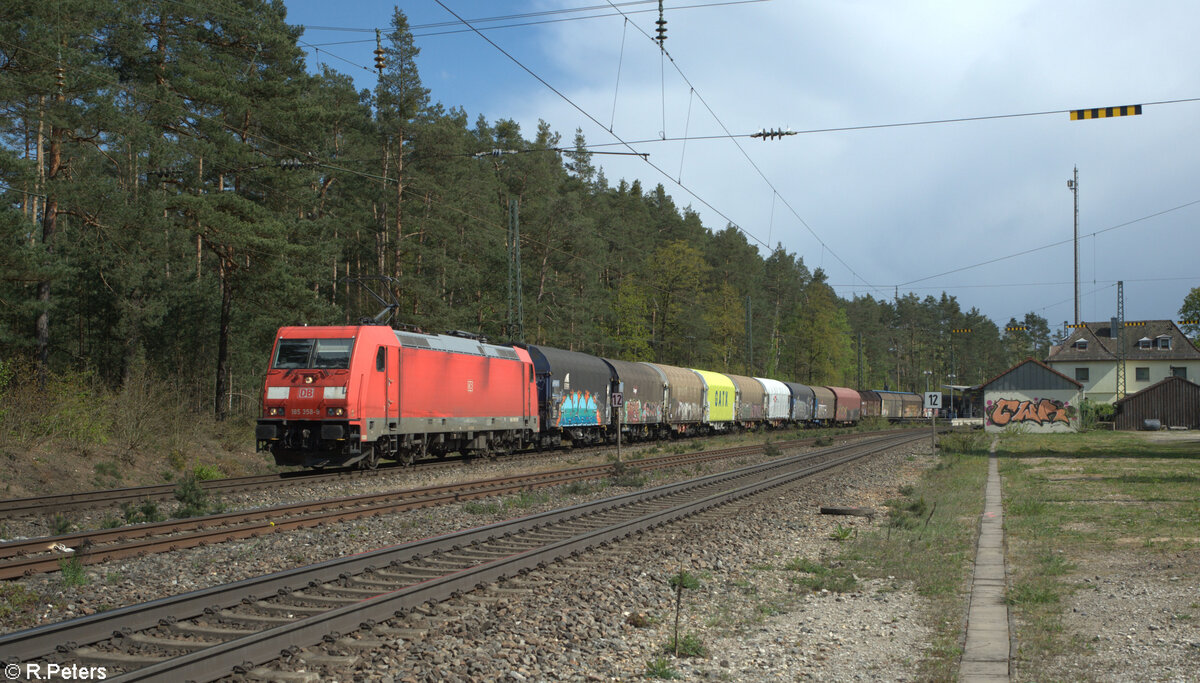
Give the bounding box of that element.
[256,325,538,469]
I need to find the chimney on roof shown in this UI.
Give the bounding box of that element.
[1110,317,1119,339]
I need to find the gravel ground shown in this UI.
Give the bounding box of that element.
[1017,551,1200,683]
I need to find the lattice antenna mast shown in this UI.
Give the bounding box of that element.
[1116,280,1126,399]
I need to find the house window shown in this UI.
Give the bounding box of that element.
[1138,338,1152,350]
[1073,339,1088,350]
[1157,336,1172,350]
[1075,367,1089,382]
[1135,367,1149,382]
[1172,366,1187,379]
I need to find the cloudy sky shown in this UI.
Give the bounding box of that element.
[284,1,1200,335]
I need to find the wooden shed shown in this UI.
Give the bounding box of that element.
[1113,375,1200,430]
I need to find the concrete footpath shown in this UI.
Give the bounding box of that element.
[959,446,1011,682]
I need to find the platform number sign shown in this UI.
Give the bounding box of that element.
[611,392,623,407]
[924,392,942,412]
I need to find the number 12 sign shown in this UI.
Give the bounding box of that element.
[923,392,942,412]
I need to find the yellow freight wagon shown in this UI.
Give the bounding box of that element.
[690,369,736,429]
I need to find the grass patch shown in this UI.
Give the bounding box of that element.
[785,558,858,593]
[0,584,44,629]
[996,431,1200,671]
[462,500,503,515]
[610,461,647,488]
[823,446,989,680]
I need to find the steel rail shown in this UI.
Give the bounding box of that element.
[0,431,920,674]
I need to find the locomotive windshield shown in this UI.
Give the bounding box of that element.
[272,338,353,369]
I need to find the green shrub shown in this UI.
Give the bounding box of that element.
[0,358,109,450]
[122,498,164,524]
[660,633,707,658]
[48,513,73,536]
[59,555,89,586]
[173,474,214,518]
[1080,399,1115,430]
[191,463,222,481]
[829,523,855,541]
[644,658,678,679]
[937,430,990,454]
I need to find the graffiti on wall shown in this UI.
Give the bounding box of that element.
[986,398,1073,427]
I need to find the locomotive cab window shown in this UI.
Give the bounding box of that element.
[376,346,386,372]
[272,338,354,369]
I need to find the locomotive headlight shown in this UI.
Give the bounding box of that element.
[323,386,347,400]
[326,407,346,417]
[267,407,284,417]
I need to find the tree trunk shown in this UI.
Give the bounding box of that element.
[214,255,233,421]
[35,119,63,380]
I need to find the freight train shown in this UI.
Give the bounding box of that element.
[255,323,925,469]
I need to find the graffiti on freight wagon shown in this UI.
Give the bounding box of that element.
[986,398,1072,427]
[557,391,602,427]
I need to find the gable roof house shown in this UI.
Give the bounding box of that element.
[1044,319,1200,403]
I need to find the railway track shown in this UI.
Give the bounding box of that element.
[0,430,924,682]
[0,434,861,579]
[0,429,897,523]
[0,452,480,519]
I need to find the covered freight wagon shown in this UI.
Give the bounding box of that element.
[524,345,612,445]
[758,378,791,424]
[725,373,766,425]
[644,363,706,431]
[603,357,667,439]
[898,392,924,419]
[876,390,905,419]
[691,369,736,430]
[827,386,862,424]
[784,382,815,422]
[859,390,882,419]
[811,386,836,423]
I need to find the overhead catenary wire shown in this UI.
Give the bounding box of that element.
[601,0,883,296]
[897,196,1200,288]
[301,1,771,41]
